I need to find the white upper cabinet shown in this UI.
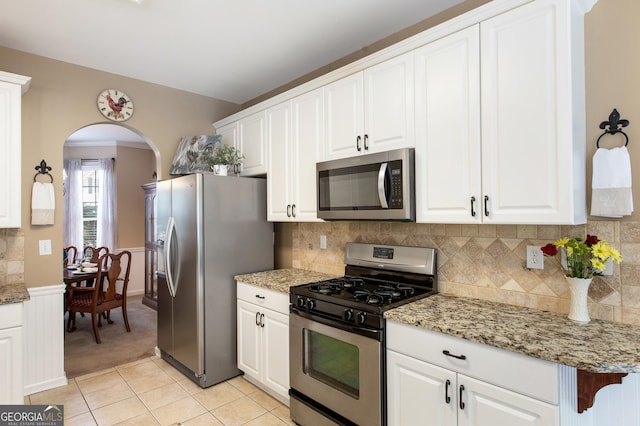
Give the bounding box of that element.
[415,26,481,224]
[267,88,323,222]
[0,71,31,228]
[238,112,268,176]
[417,0,587,224]
[324,52,414,161]
[479,0,586,224]
[217,112,268,176]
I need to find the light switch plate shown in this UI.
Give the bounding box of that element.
[39,239,52,256]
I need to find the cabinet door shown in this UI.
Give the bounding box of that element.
[387,350,457,426]
[364,51,415,155]
[267,101,292,221]
[238,112,267,176]
[458,375,558,426]
[324,72,364,160]
[415,26,481,223]
[262,309,290,402]
[480,0,582,224]
[216,122,238,152]
[0,78,24,228]
[0,326,23,404]
[291,88,323,222]
[237,300,262,380]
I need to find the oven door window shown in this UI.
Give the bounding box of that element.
[304,329,359,398]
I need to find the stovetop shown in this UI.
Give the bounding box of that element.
[302,276,435,308]
[289,243,438,329]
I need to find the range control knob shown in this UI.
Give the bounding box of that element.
[356,311,367,325]
[306,299,316,310]
[296,296,306,308]
[343,309,353,321]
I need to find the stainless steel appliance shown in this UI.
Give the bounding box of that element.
[316,148,415,221]
[289,242,437,425]
[156,173,273,388]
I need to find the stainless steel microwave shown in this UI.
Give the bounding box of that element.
[316,148,415,221]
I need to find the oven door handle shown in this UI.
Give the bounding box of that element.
[290,307,383,341]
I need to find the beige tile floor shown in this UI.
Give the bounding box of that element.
[26,355,295,426]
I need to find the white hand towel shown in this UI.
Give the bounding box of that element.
[591,146,633,217]
[31,182,55,225]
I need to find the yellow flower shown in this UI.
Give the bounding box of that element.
[610,247,622,263]
[591,258,605,271]
[555,238,570,248]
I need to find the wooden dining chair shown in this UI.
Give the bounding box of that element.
[63,246,77,267]
[65,251,132,344]
[83,246,109,263]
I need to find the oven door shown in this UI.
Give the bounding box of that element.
[290,309,384,426]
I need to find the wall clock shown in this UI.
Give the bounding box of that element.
[97,89,134,121]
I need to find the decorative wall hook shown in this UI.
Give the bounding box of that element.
[34,159,54,182]
[597,108,630,148]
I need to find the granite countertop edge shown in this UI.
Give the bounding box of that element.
[235,268,339,294]
[0,283,30,305]
[385,294,640,374]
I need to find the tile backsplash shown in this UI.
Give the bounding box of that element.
[0,228,25,285]
[288,221,640,326]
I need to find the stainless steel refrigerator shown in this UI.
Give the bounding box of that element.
[156,173,273,388]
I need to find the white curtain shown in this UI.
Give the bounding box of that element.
[63,159,83,251]
[97,158,116,251]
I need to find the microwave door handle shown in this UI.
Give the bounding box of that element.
[378,162,390,209]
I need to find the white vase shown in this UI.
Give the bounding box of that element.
[566,277,592,323]
[212,164,228,176]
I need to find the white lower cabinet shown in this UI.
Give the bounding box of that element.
[387,321,559,426]
[236,282,289,404]
[0,302,23,404]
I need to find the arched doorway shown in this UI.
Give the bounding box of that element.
[62,122,159,376]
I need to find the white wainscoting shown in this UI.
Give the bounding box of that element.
[119,247,144,297]
[23,285,67,395]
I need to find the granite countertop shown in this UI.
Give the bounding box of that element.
[385,294,640,374]
[235,269,339,293]
[0,283,30,305]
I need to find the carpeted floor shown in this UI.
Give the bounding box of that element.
[64,294,157,378]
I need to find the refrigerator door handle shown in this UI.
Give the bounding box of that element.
[165,216,177,297]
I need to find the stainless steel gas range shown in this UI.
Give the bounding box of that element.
[289,242,438,425]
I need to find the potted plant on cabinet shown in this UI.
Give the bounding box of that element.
[199,144,244,175]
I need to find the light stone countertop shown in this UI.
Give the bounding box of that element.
[385,294,640,374]
[235,269,339,294]
[0,283,30,305]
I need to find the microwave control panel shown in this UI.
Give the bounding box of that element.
[389,161,403,208]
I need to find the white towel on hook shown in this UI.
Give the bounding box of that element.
[31,182,55,225]
[591,146,633,217]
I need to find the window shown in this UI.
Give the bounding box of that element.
[81,160,100,247]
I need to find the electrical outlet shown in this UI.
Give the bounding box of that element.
[526,245,544,269]
[320,235,327,250]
